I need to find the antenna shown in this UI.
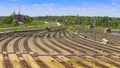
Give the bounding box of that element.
[18,4,21,22]
[19,4,21,15]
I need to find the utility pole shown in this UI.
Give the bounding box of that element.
[93,17,96,67]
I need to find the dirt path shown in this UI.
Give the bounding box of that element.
[18,37,26,53]
[0,38,11,52]
[7,37,19,52]
[28,37,40,53]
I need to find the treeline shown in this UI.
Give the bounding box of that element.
[33,16,120,28]
[0,15,120,28]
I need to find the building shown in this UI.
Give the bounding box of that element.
[104,28,111,33]
[88,25,93,29]
[14,14,26,24]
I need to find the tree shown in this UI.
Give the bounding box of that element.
[26,16,33,24]
[4,12,16,24]
[4,16,13,24]
[12,20,19,26]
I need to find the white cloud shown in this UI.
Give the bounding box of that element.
[110,9,116,12]
[33,3,55,7]
[33,4,40,7]
[43,3,55,6]
[32,3,55,12]
[112,2,116,5]
[111,2,120,7]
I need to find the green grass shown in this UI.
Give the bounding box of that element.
[49,60,64,68]
[0,21,64,32]
[66,25,115,33]
[67,60,83,68]
[66,24,120,34]
[0,20,119,33]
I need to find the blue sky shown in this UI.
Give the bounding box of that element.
[0,0,120,17]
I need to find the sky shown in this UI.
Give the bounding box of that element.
[0,0,120,17]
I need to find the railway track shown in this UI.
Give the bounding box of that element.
[63,30,120,67]
[2,37,14,68]
[13,36,32,68]
[39,30,94,67]
[49,31,94,68]
[53,30,110,68]
[24,36,49,68]
[66,30,120,56]
[44,30,114,67]
[32,30,74,68]
[0,29,119,68]
[78,29,120,46]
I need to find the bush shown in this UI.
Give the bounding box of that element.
[51,60,55,62]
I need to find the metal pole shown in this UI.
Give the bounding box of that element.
[77,14,79,30]
[93,17,96,67]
